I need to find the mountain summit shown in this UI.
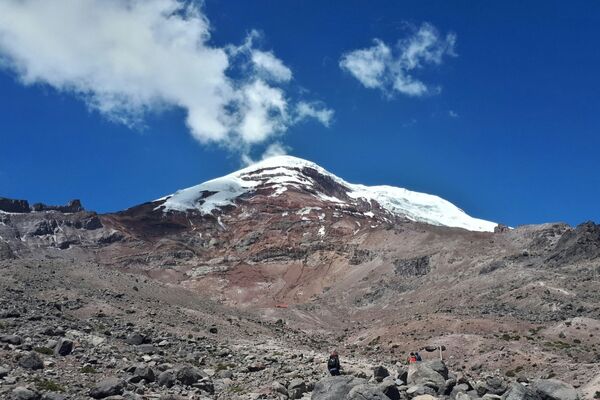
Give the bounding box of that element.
[156,155,497,232]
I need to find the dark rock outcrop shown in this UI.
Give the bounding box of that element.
[547,221,600,266]
[0,241,15,260]
[0,197,30,213]
[393,255,430,276]
[32,199,84,213]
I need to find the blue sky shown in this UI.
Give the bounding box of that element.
[0,0,599,227]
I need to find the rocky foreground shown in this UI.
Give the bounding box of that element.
[0,258,597,400]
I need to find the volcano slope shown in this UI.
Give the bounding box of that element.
[0,156,599,398]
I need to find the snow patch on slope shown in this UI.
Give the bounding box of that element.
[159,175,258,214]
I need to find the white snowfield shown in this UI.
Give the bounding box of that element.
[158,155,497,232]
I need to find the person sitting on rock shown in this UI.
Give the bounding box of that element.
[407,352,417,364]
[415,351,422,362]
[327,351,341,376]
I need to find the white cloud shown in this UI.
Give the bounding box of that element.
[261,142,289,159]
[0,0,329,153]
[338,40,389,89]
[237,80,288,144]
[295,102,334,127]
[339,23,456,97]
[448,110,459,118]
[240,142,290,166]
[251,50,292,82]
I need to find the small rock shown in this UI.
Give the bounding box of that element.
[0,366,10,378]
[0,334,22,345]
[40,394,66,400]
[136,344,157,354]
[247,362,266,372]
[53,338,73,356]
[476,375,508,396]
[272,381,287,395]
[413,395,438,400]
[125,332,147,345]
[177,366,203,385]
[157,370,176,388]
[373,366,390,383]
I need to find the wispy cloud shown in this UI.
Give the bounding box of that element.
[241,142,290,166]
[0,0,332,157]
[295,101,334,127]
[339,23,456,97]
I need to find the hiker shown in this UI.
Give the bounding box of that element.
[407,352,417,364]
[327,351,341,376]
[415,351,422,362]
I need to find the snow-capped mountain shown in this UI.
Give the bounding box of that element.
[156,155,497,232]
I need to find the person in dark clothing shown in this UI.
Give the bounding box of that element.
[327,351,341,376]
[415,352,422,362]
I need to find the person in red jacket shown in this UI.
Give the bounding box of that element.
[407,352,417,364]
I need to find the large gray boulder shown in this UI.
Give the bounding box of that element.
[89,378,124,399]
[379,378,400,400]
[288,378,308,399]
[131,364,155,383]
[11,387,40,400]
[476,376,509,396]
[312,376,366,400]
[502,382,541,400]
[532,379,578,400]
[407,362,446,392]
[347,384,392,400]
[176,366,204,385]
[18,352,44,370]
[427,360,448,379]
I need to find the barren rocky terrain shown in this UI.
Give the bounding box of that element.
[1,157,599,399]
